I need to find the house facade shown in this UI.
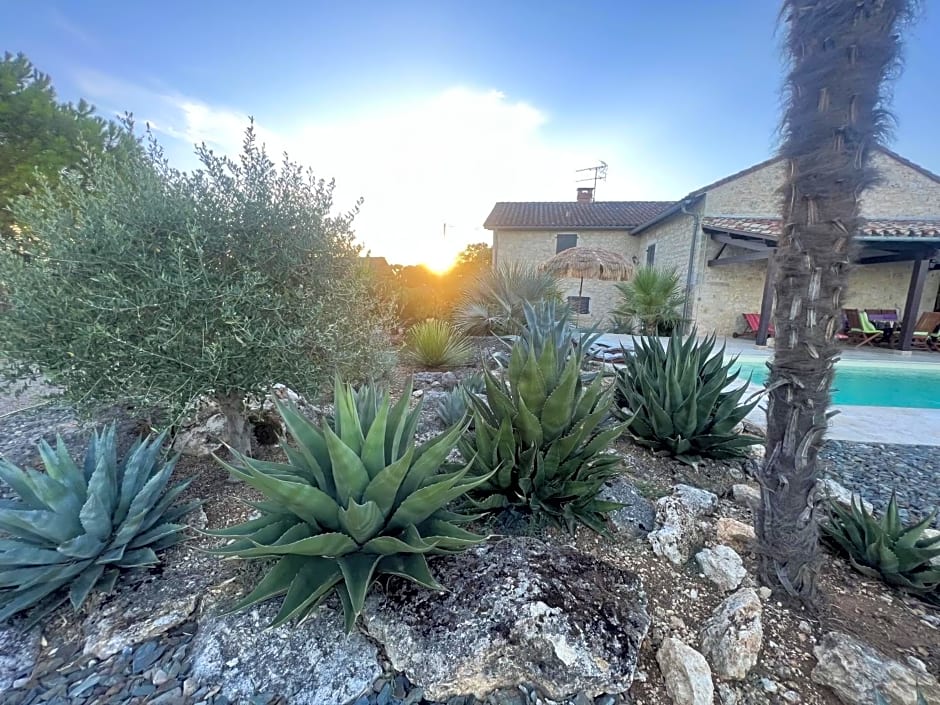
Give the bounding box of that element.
[485,148,940,341]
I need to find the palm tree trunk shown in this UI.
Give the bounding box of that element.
[757,0,914,597]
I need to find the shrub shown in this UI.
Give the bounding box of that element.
[459,302,627,533]
[455,263,562,336]
[209,380,491,631]
[614,332,761,465]
[0,123,392,455]
[436,372,485,427]
[404,319,473,368]
[0,426,198,624]
[610,266,687,335]
[823,492,940,603]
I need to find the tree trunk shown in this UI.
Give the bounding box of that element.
[217,392,253,458]
[757,0,913,598]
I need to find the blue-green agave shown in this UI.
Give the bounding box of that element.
[209,380,491,632]
[0,426,197,624]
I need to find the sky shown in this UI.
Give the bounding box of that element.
[5,1,939,270]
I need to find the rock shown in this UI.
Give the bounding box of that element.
[600,477,656,537]
[695,546,746,592]
[923,529,940,566]
[362,538,650,701]
[715,518,755,547]
[191,601,380,705]
[656,638,714,705]
[815,478,874,514]
[700,588,763,680]
[83,574,199,659]
[0,623,40,691]
[758,586,772,600]
[440,371,459,390]
[731,484,760,511]
[811,631,940,705]
[649,485,718,565]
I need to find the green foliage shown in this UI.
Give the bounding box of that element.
[455,263,562,336]
[610,266,687,335]
[0,426,197,624]
[615,333,761,465]
[404,319,473,368]
[0,52,131,247]
[436,372,485,427]
[209,380,490,631]
[0,123,393,452]
[823,493,940,602]
[459,302,627,533]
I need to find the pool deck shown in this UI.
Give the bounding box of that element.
[595,334,940,447]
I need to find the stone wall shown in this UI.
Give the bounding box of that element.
[493,229,638,268]
[861,151,940,218]
[704,160,786,216]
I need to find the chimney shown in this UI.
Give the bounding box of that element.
[576,187,594,203]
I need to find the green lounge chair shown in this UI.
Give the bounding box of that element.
[844,309,883,347]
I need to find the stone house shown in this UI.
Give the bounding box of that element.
[484,147,940,347]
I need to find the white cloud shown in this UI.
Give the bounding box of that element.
[71,75,663,268]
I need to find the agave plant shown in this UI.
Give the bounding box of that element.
[823,492,940,602]
[459,302,627,533]
[209,380,491,631]
[454,263,563,336]
[436,372,485,428]
[404,319,473,368]
[614,332,761,465]
[0,426,197,624]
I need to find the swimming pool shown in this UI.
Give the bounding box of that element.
[731,358,940,409]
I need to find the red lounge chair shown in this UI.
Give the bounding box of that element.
[733,313,775,339]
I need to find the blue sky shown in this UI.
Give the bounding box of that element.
[5,1,939,268]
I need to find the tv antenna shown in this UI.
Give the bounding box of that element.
[575,161,608,191]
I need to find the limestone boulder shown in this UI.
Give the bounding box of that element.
[811,631,940,705]
[715,517,756,547]
[700,588,763,680]
[731,484,760,511]
[815,478,874,514]
[649,485,718,565]
[657,637,714,705]
[601,476,656,537]
[362,538,650,701]
[695,545,747,592]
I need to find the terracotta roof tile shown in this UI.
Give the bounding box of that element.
[702,217,940,239]
[484,201,675,230]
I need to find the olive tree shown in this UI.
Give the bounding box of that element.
[0,123,393,455]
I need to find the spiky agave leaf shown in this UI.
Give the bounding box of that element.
[209,379,491,632]
[458,301,627,533]
[822,492,940,602]
[614,330,762,466]
[0,426,199,624]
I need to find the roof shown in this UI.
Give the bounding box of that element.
[702,216,940,239]
[484,201,674,230]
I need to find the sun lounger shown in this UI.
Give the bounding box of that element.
[732,313,775,339]
[843,309,883,347]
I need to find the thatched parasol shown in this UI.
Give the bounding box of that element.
[539,247,633,296]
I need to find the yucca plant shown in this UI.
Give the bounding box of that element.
[404,319,473,368]
[454,263,563,336]
[459,302,627,534]
[209,380,491,632]
[436,372,485,428]
[0,426,198,624]
[823,493,940,603]
[614,332,761,466]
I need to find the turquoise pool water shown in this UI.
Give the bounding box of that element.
[731,358,940,409]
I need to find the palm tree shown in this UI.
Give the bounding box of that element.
[757,0,915,598]
[454,263,562,336]
[610,266,687,335]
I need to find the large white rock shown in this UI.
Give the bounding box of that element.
[700,588,763,680]
[815,478,874,514]
[191,601,380,705]
[362,538,650,701]
[657,637,714,705]
[731,484,760,511]
[812,631,940,705]
[649,485,719,566]
[695,545,747,592]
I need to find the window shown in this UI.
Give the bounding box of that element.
[646,243,656,266]
[567,296,590,314]
[556,233,578,253]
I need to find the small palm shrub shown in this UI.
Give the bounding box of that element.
[610,266,687,335]
[823,493,940,603]
[209,380,490,631]
[459,302,627,533]
[615,332,761,465]
[0,426,198,624]
[436,372,485,428]
[455,263,562,336]
[404,319,473,368]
